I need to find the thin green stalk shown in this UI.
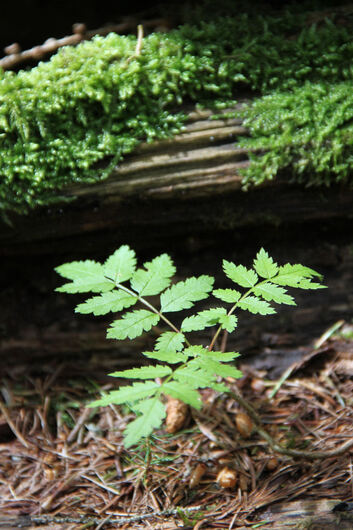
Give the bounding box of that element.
[208,278,271,351]
[114,281,192,347]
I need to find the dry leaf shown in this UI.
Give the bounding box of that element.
[216,466,237,488]
[266,456,279,471]
[165,397,188,433]
[235,412,253,438]
[189,463,207,488]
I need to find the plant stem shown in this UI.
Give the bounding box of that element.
[208,278,272,351]
[113,280,191,346]
[208,285,254,351]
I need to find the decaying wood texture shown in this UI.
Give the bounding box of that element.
[1,105,353,255]
[66,107,249,200]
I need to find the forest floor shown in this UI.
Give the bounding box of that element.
[1,321,353,529]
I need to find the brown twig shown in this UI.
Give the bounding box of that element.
[67,407,94,444]
[0,18,165,71]
[0,400,30,449]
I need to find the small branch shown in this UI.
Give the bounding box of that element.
[230,387,353,460]
[0,400,30,448]
[4,506,203,526]
[67,407,94,443]
[0,19,164,71]
[135,25,144,56]
[112,280,191,345]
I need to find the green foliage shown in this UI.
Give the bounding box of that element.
[3,7,353,215]
[160,276,214,312]
[107,309,160,340]
[56,245,325,448]
[130,254,176,296]
[240,81,353,187]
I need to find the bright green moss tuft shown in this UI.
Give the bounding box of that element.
[2,11,353,215]
[239,82,353,188]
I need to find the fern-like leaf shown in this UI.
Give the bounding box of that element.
[143,350,189,364]
[104,245,137,284]
[55,260,114,293]
[107,309,160,340]
[130,254,176,296]
[191,357,243,379]
[75,290,137,315]
[272,263,322,288]
[173,366,216,388]
[213,288,241,303]
[181,307,226,332]
[162,381,202,409]
[218,314,238,332]
[154,331,185,353]
[109,365,172,379]
[223,260,258,288]
[124,398,166,448]
[238,295,276,315]
[253,248,278,279]
[160,275,214,313]
[184,346,240,362]
[295,279,326,290]
[88,381,160,407]
[201,351,240,362]
[253,283,295,305]
[183,345,209,357]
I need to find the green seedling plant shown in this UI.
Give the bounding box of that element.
[55,245,324,448]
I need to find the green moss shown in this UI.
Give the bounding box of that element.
[2,7,353,214]
[239,81,353,188]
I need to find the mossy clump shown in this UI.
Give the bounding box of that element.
[1,10,353,215]
[239,81,353,188]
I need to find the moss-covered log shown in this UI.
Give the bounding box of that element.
[1,106,353,256]
[2,7,353,216]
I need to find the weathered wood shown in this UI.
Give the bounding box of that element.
[1,105,353,255]
[65,107,249,201]
[258,499,353,529]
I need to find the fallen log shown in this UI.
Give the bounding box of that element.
[1,106,352,256]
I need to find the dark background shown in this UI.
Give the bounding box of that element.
[0,0,342,55]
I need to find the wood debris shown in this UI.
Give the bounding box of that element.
[1,335,353,527]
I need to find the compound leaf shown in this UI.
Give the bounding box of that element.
[191,357,242,379]
[131,254,176,296]
[160,275,214,313]
[124,398,166,448]
[223,260,258,288]
[55,260,114,293]
[185,347,240,362]
[213,288,241,303]
[104,245,137,284]
[75,290,137,315]
[55,260,102,281]
[162,381,202,409]
[238,295,276,315]
[254,283,295,305]
[107,309,160,340]
[253,248,278,279]
[143,350,188,364]
[88,381,159,407]
[201,351,240,362]
[181,307,226,332]
[154,331,185,353]
[295,279,326,290]
[109,365,172,379]
[272,263,322,288]
[174,366,215,388]
[184,345,209,357]
[218,314,238,332]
